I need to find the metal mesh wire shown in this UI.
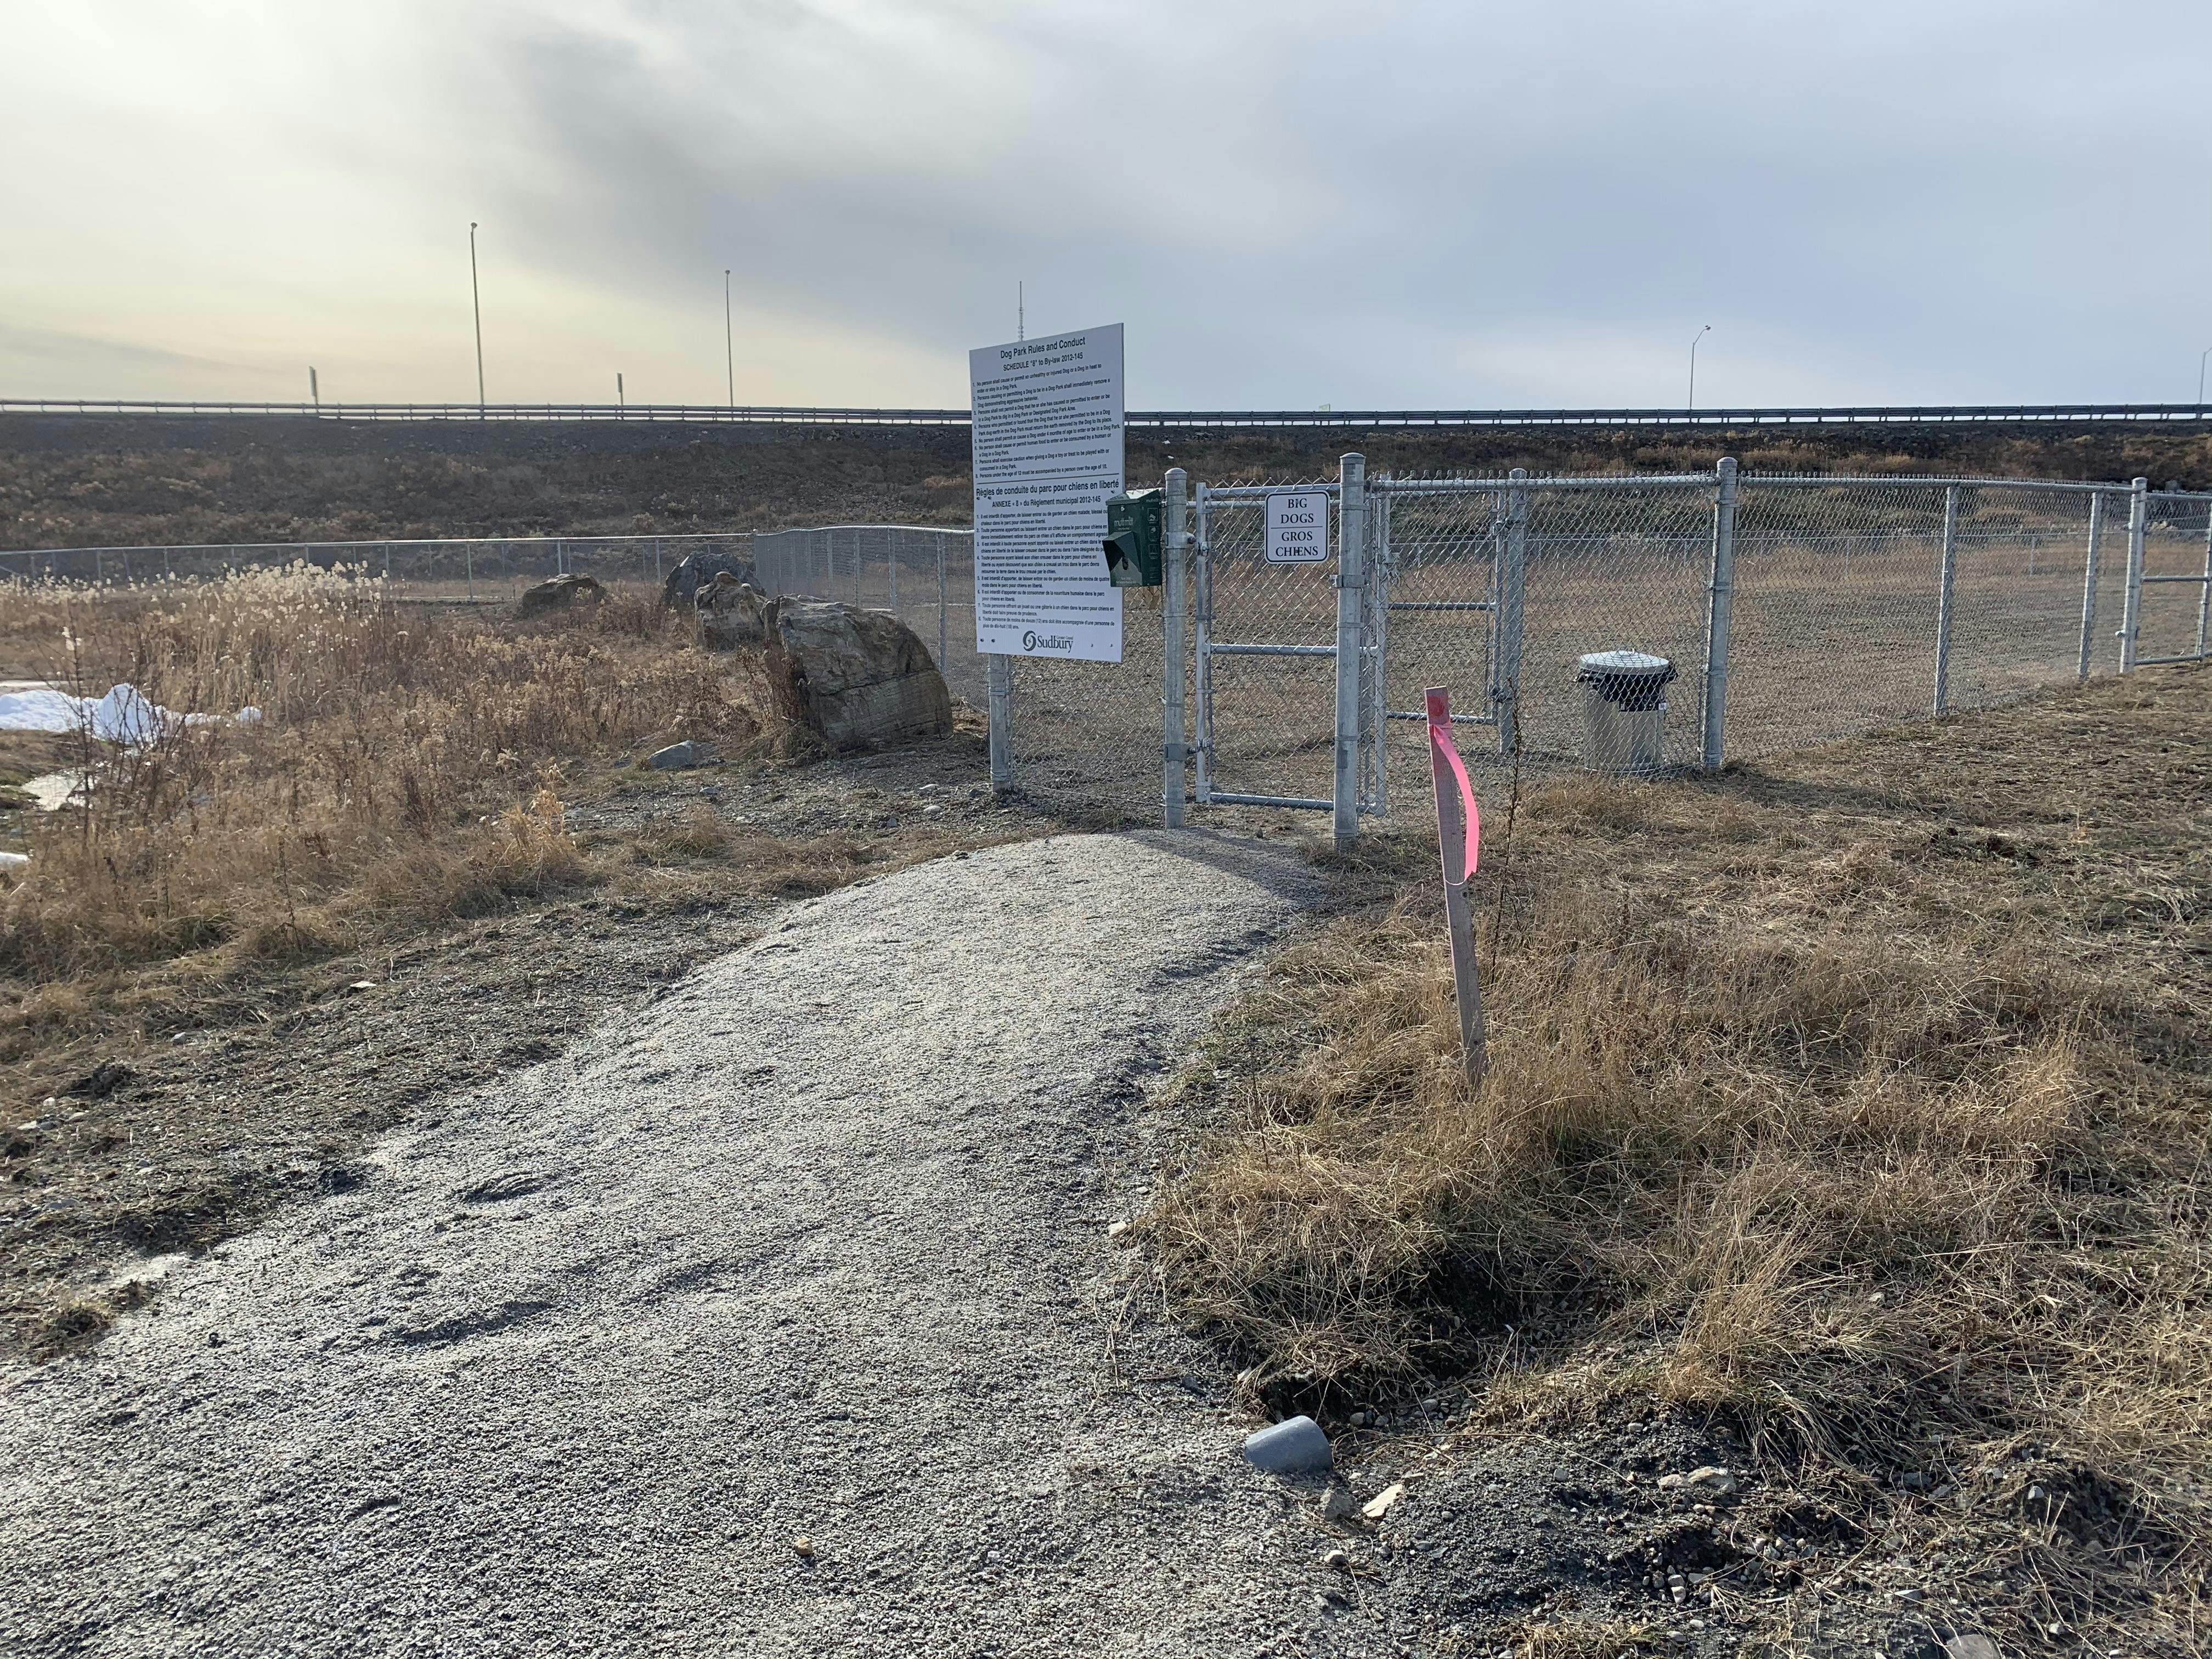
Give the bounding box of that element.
[19,469,2204,832]
[1007,602,1170,819]
[751,526,983,706]
[1943,486,2111,709]
[1728,479,2140,752]
[1371,476,1714,798]
[1193,482,1342,809]
[2140,492,2212,665]
[750,523,1160,814]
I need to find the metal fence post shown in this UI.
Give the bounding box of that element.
[465,543,475,602]
[1701,457,1739,770]
[1933,483,1959,714]
[1496,467,1530,756]
[1193,486,1214,807]
[2076,492,2106,679]
[1161,467,1189,828]
[888,529,899,616]
[987,654,1013,789]
[936,535,948,669]
[2119,477,2148,672]
[1331,452,1368,848]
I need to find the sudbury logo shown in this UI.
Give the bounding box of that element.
[1022,630,1074,652]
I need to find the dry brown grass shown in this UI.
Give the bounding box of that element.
[0,567,766,983]
[1154,669,2211,1641]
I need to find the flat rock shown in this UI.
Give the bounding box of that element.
[516,573,606,618]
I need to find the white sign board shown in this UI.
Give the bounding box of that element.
[1265,490,1331,563]
[969,324,1125,662]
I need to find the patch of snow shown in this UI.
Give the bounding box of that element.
[21,772,84,812]
[0,852,26,870]
[0,684,262,743]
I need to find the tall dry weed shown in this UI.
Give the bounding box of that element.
[0,570,766,977]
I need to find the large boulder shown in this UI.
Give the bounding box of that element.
[516,573,606,619]
[763,599,953,752]
[663,548,754,610]
[695,573,770,650]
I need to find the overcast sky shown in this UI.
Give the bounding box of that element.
[3,0,2207,409]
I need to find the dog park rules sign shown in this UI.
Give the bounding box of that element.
[969,323,1125,662]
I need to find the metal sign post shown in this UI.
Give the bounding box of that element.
[1426,686,1486,1085]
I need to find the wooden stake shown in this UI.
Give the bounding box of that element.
[1425,686,1486,1084]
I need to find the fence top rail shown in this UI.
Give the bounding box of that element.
[10,398,2212,429]
[1742,472,2137,494]
[1373,473,1716,492]
[0,530,749,560]
[755,523,973,537]
[1197,483,1344,502]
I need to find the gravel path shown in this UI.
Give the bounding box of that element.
[0,831,1372,1658]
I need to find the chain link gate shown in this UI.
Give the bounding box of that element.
[1192,474,1358,817]
[1186,459,1718,838]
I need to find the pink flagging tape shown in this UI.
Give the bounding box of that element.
[1424,686,1481,879]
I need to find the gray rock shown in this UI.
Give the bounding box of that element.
[1943,1637,2002,1659]
[515,573,606,619]
[646,741,715,771]
[1658,1465,1738,1496]
[1242,1415,1331,1477]
[695,574,770,650]
[762,597,953,753]
[1317,1483,1359,1523]
[661,548,754,610]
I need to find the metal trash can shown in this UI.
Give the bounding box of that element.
[1574,651,1676,776]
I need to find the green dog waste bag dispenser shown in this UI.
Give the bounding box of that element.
[1102,489,1164,589]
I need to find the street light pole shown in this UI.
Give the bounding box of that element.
[1688,324,1711,413]
[2198,345,2211,407]
[724,269,735,408]
[470,222,486,419]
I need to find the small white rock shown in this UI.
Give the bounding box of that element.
[1360,1481,1405,1521]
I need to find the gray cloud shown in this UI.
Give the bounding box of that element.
[5,0,2208,404]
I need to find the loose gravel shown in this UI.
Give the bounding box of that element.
[0,831,1401,1658]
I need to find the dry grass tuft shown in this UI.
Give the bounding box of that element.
[1155,674,2212,1640]
[0,568,767,982]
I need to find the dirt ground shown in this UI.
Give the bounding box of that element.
[1156,660,2212,1658]
[0,714,1091,1363]
[0,619,2204,1654]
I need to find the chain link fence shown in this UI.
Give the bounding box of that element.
[750,526,983,708]
[0,533,752,599]
[14,467,2207,831]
